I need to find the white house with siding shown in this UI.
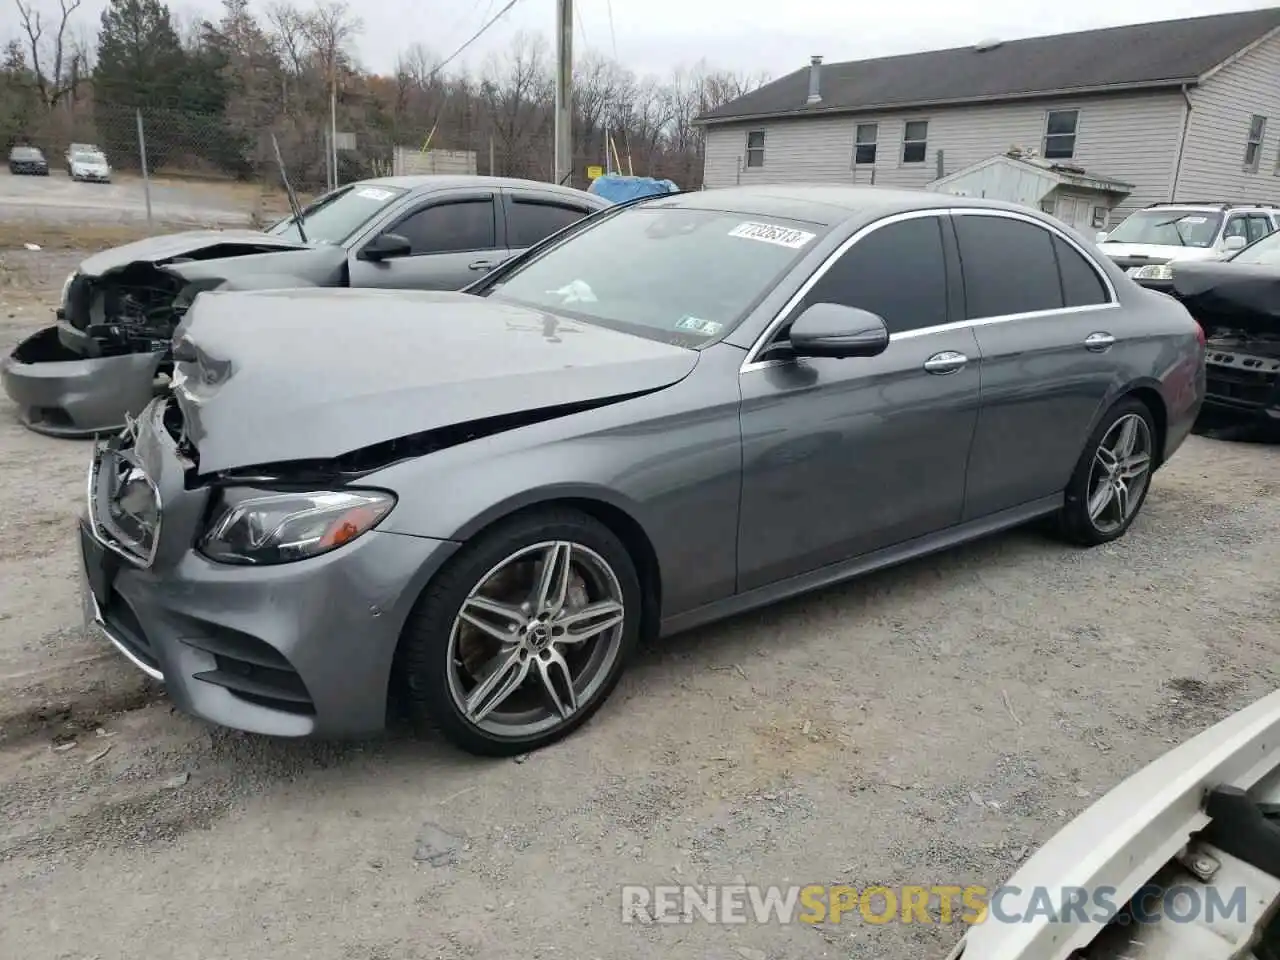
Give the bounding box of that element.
[695,8,1280,226]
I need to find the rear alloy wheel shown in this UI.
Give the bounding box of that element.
[398,509,641,756]
[1057,397,1157,546]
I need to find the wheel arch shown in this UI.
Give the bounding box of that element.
[1125,383,1169,466]
[448,490,663,642]
[1087,378,1170,467]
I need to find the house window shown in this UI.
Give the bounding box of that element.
[1244,115,1266,172]
[902,120,928,164]
[1091,207,1108,229]
[1043,110,1079,159]
[854,123,878,164]
[745,130,765,168]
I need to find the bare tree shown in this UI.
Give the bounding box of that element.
[14,0,86,109]
[481,32,553,178]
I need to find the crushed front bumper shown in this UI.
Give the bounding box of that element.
[78,401,460,737]
[1203,342,1280,424]
[1,326,163,437]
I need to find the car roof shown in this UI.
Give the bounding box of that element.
[354,175,604,199]
[10,145,42,155]
[645,184,1063,228]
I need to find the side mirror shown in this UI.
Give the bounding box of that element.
[1223,235,1247,251]
[359,232,412,261]
[788,303,889,359]
[1095,231,1109,243]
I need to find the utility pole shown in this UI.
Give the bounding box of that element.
[554,0,573,185]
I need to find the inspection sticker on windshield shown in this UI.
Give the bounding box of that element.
[355,187,395,201]
[728,221,816,249]
[676,315,723,335]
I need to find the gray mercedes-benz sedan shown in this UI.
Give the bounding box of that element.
[78,186,1206,756]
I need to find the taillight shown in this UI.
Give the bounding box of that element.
[1193,320,1206,347]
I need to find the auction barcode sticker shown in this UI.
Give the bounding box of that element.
[356,187,396,201]
[728,221,816,249]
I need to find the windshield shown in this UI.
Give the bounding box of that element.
[11,148,40,160]
[267,183,408,245]
[1106,209,1222,248]
[72,151,104,163]
[485,205,826,345]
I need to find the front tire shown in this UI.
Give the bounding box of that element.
[1056,397,1157,546]
[397,508,642,756]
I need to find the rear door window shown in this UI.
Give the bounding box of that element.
[391,198,498,255]
[1052,235,1110,307]
[508,199,592,247]
[954,215,1064,319]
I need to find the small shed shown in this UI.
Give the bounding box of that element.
[927,151,1133,235]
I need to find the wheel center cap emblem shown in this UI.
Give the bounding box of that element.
[529,624,550,648]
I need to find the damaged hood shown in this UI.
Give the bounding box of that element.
[77,230,313,276]
[1171,259,1280,336]
[170,288,699,474]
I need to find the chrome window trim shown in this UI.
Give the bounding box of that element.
[739,205,1119,375]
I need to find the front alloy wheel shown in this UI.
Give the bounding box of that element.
[398,509,641,755]
[447,541,626,736]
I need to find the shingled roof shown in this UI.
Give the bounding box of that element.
[697,7,1280,124]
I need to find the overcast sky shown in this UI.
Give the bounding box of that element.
[31,0,1280,79]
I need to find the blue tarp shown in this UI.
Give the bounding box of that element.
[588,174,679,204]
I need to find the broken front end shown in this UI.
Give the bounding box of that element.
[1,233,340,438]
[2,264,186,437]
[1172,261,1280,428]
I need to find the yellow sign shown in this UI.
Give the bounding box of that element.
[586,165,604,179]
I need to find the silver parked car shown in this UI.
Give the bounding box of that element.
[78,186,1206,756]
[2,176,609,438]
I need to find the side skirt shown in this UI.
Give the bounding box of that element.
[659,494,1063,638]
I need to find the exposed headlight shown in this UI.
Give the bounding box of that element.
[199,488,396,565]
[1133,264,1174,281]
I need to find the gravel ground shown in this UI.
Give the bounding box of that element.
[0,168,252,226]
[0,242,1277,960]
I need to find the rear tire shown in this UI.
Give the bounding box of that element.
[397,508,642,757]
[1056,397,1157,546]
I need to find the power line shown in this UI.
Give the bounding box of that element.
[604,0,618,59]
[429,0,525,80]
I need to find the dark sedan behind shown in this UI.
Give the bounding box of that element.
[8,146,49,176]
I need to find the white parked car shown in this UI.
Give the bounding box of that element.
[1097,202,1280,289]
[68,148,111,183]
[945,688,1280,960]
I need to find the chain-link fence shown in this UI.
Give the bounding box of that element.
[40,102,686,230]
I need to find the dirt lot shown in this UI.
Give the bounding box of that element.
[0,233,1277,960]
[0,168,301,229]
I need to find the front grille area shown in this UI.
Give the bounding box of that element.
[184,628,316,715]
[1206,348,1280,412]
[1109,255,1172,270]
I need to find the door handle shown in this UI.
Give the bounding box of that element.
[923,351,968,374]
[1083,332,1116,352]
[468,259,497,271]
